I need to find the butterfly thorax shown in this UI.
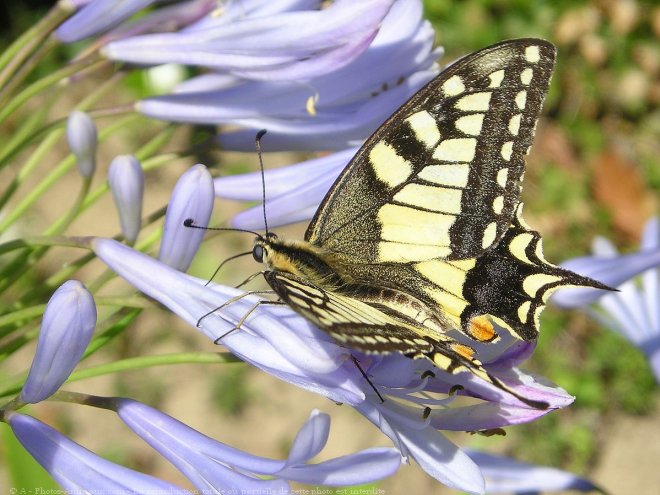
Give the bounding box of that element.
[253,233,349,290]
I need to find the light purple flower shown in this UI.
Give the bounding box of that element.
[66,111,97,178]
[108,155,144,243]
[159,164,214,271]
[104,1,395,80]
[93,238,573,493]
[117,400,401,491]
[56,0,158,43]
[553,218,660,382]
[8,412,189,494]
[215,147,356,230]
[467,450,600,493]
[133,0,440,151]
[20,280,96,404]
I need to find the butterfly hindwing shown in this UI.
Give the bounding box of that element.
[305,39,556,264]
[264,270,549,408]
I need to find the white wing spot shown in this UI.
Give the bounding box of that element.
[518,301,531,323]
[455,114,485,136]
[508,114,521,135]
[501,141,514,161]
[442,75,465,96]
[488,69,505,88]
[523,274,563,297]
[509,233,534,264]
[369,141,413,187]
[434,138,477,162]
[525,45,541,63]
[406,111,441,148]
[455,92,492,112]
[492,195,504,215]
[496,167,509,187]
[515,90,527,110]
[520,68,533,85]
[394,183,463,214]
[482,222,498,249]
[418,164,470,188]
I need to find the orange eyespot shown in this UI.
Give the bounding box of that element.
[467,315,497,342]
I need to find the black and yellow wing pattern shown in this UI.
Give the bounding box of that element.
[252,39,609,408]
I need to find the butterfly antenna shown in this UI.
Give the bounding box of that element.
[255,129,269,235]
[183,218,261,237]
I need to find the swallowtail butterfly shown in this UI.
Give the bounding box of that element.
[249,39,609,409]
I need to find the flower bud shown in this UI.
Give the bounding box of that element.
[20,280,96,403]
[108,155,144,243]
[66,111,98,178]
[159,164,214,271]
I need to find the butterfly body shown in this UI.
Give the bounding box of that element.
[249,39,610,409]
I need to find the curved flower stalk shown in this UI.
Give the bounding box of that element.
[93,237,574,493]
[553,217,660,382]
[20,280,96,404]
[8,413,192,495]
[117,400,401,491]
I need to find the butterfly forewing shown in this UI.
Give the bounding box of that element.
[305,39,556,263]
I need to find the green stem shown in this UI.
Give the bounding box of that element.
[0,55,104,125]
[0,1,72,90]
[0,114,137,234]
[0,352,241,400]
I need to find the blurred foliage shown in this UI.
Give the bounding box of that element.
[424,0,658,479]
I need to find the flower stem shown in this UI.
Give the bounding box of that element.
[0,1,72,90]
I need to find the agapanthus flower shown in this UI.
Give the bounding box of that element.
[553,217,660,382]
[66,110,97,178]
[117,400,401,491]
[7,413,191,495]
[20,280,96,404]
[99,0,440,151]
[93,237,574,494]
[108,154,144,243]
[159,164,214,271]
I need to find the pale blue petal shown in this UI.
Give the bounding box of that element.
[21,281,96,403]
[467,450,600,493]
[116,399,289,493]
[356,401,485,494]
[278,447,401,486]
[56,0,157,42]
[9,413,187,494]
[104,1,394,79]
[286,410,330,464]
[552,248,660,308]
[228,150,352,230]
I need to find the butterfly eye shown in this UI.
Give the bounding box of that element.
[252,245,264,262]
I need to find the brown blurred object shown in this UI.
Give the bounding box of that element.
[592,148,656,240]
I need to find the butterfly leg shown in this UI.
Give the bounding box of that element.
[350,355,385,403]
[198,290,274,327]
[213,298,286,344]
